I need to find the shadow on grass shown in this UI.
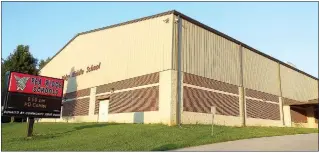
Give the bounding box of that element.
[73,122,122,130]
[28,130,75,140]
[151,144,180,151]
[25,123,120,141]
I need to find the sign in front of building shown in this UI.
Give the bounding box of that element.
[2,72,64,118]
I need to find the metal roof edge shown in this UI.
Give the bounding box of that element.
[172,10,318,80]
[79,10,175,35]
[39,34,80,72]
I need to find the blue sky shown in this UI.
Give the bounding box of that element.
[2,2,318,77]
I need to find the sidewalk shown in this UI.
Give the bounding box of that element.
[173,133,319,151]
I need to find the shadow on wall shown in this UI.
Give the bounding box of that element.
[133,112,144,123]
[63,67,78,123]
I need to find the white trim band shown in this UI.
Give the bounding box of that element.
[95,83,160,97]
[63,96,90,102]
[245,96,279,105]
[183,83,239,97]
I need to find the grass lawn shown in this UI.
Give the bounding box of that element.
[1,122,318,151]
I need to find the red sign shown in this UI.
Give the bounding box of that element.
[8,72,64,97]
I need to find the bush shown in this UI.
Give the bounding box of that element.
[1,116,11,123]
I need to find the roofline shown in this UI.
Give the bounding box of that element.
[40,9,318,81]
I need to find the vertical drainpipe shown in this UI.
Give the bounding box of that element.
[278,63,285,126]
[176,15,182,127]
[239,44,246,126]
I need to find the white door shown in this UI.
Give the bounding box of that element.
[98,100,109,122]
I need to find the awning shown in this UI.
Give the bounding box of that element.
[284,98,318,106]
[96,94,110,100]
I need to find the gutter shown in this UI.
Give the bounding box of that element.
[176,15,182,127]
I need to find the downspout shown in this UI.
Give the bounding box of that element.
[176,15,182,127]
[239,45,246,126]
[278,63,285,126]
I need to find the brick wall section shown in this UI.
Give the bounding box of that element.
[95,99,100,115]
[63,88,90,99]
[95,86,159,114]
[290,107,307,123]
[96,72,159,94]
[62,98,90,116]
[245,88,279,102]
[246,99,280,120]
[183,86,239,116]
[109,86,159,114]
[183,73,239,94]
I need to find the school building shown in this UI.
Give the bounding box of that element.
[39,10,318,128]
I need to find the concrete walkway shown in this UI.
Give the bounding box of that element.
[174,133,319,151]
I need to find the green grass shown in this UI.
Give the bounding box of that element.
[1,122,318,151]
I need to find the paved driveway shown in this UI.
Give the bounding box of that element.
[174,133,319,151]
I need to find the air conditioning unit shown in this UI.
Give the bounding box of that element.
[286,61,296,68]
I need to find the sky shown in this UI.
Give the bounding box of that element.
[2,2,318,78]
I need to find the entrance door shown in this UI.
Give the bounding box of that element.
[98,100,109,122]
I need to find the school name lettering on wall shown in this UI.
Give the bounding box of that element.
[62,62,101,81]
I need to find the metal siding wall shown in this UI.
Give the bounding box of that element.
[280,65,318,101]
[242,47,280,96]
[179,19,241,86]
[40,14,174,93]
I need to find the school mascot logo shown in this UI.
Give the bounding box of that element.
[14,75,30,91]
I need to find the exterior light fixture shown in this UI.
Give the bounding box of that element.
[110,88,115,94]
[163,18,169,23]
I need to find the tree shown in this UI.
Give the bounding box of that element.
[1,45,38,123]
[38,57,51,70]
[2,45,38,75]
[1,58,5,90]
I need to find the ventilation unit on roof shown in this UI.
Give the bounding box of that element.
[286,61,296,68]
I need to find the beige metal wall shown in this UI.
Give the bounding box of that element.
[242,47,281,96]
[280,65,318,101]
[40,14,174,93]
[175,15,317,101]
[177,17,241,86]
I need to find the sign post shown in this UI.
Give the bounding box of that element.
[2,71,64,137]
[211,106,216,136]
[27,117,35,137]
